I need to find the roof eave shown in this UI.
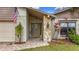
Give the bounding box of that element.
[53,7,73,15]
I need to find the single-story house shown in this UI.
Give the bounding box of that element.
[0,7,55,43]
[53,7,79,39]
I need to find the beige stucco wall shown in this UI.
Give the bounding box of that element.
[43,16,52,42]
[0,22,15,42]
[16,8,28,42]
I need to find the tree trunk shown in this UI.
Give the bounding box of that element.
[19,34,21,43]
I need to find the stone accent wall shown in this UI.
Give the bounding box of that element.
[43,16,52,42]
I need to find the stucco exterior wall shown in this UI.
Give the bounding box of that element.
[43,16,52,42]
[16,8,28,42]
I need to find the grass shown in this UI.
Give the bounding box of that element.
[21,43,79,51]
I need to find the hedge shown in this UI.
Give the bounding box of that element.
[68,29,79,44]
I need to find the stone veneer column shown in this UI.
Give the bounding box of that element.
[43,15,52,42]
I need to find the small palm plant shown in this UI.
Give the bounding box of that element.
[15,22,23,43]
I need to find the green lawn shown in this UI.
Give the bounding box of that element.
[21,43,79,51]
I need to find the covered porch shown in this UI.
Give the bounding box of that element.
[27,8,54,42]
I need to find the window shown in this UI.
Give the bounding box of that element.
[60,22,68,36]
[68,23,75,27]
[60,22,76,37]
[68,22,76,34]
[60,23,67,27]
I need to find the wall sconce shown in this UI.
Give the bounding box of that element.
[47,15,50,18]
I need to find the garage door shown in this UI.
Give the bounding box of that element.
[0,22,15,42]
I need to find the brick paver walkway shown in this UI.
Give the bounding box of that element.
[0,40,49,51]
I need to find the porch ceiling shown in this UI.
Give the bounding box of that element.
[27,8,44,19]
[27,7,55,20]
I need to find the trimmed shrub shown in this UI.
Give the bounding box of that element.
[68,29,79,44]
[15,22,23,43]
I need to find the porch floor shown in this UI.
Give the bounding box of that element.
[0,39,49,51]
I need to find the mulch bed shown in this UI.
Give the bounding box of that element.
[14,42,25,44]
[49,39,75,45]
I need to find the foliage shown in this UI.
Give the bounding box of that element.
[15,22,23,43]
[68,29,79,44]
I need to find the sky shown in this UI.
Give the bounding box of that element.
[33,7,59,14]
[39,7,57,14]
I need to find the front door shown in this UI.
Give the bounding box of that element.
[31,23,41,38]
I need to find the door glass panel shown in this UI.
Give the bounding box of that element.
[31,23,41,38]
[60,27,67,36]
